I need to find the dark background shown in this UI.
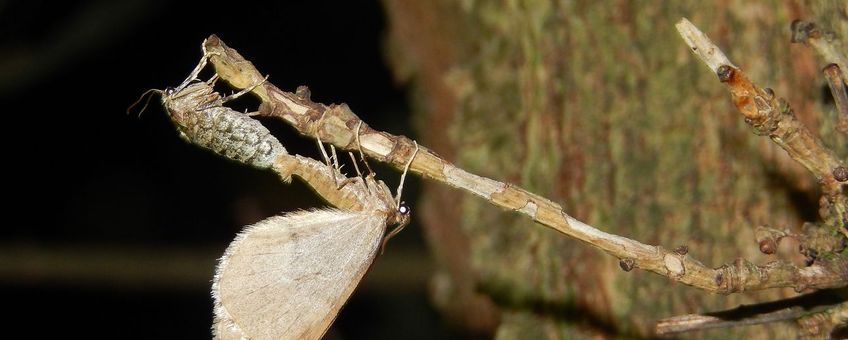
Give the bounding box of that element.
[1,1,449,338]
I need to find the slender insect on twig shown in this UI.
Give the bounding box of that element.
[153,43,419,339]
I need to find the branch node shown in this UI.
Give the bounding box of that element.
[834,166,848,183]
[619,258,635,272]
[717,64,735,83]
[791,20,821,43]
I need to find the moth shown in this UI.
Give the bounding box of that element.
[157,48,417,339]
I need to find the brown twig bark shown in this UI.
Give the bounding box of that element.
[199,34,848,294]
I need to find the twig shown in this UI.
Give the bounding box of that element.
[797,300,848,338]
[656,289,845,335]
[791,20,848,85]
[200,35,848,293]
[823,64,848,134]
[676,18,847,232]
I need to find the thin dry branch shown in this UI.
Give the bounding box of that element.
[791,20,848,85]
[823,64,848,134]
[797,300,848,338]
[199,35,848,294]
[656,289,845,335]
[677,18,847,233]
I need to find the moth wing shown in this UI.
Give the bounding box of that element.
[212,209,387,340]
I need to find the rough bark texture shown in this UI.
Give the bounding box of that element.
[382,1,847,338]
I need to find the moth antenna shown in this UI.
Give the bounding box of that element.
[355,121,374,175]
[394,141,419,208]
[127,88,163,117]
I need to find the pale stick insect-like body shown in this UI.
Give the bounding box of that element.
[159,48,417,339]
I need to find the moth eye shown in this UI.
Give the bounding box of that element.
[397,201,411,216]
[164,87,176,96]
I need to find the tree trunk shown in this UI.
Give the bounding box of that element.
[382,1,847,338]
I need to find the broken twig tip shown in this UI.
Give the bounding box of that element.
[676,18,737,72]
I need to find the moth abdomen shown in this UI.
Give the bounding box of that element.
[194,106,285,168]
[165,83,287,169]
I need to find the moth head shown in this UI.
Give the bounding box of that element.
[397,201,411,216]
[392,201,412,226]
[161,82,217,127]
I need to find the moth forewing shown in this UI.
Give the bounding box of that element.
[212,209,388,340]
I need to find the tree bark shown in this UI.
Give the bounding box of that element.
[382,1,847,337]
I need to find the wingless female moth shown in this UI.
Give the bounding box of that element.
[154,43,418,339]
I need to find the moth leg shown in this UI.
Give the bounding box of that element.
[355,121,374,175]
[347,151,374,194]
[221,75,268,103]
[316,135,341,189]
[329,146,359,189]
[394,141,419,207]
[206,74,220,86]
[380,217,410,254]
[348,152,363,178]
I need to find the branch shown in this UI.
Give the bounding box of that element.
[823,64,848,134]
[790,20,848,85]
[201,35,846,293]
[656,289,846,335]
[676,18,847,232]
[797,300,848,338]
